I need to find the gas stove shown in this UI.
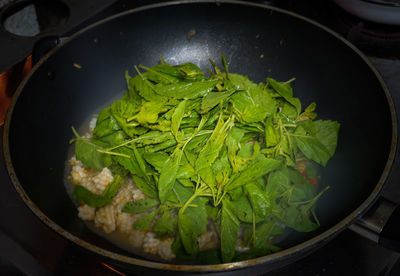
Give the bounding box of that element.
[1,1,400,275]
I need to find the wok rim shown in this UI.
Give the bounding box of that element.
[3,0,397,272]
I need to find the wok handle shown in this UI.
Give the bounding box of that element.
[379,204,400,251]
[349,198,400,252]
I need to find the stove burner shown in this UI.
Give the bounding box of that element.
[333,11,400,59]
[275,0,400,59]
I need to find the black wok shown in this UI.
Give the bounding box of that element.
[3,1,397,274]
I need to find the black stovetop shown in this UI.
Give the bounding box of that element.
[2,1,400,275]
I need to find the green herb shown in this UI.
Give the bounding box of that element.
[122,198,159,214]
[133,209,158,230]
[73,174,124,208]
[72,127,112,171]
[70,56,340,264]
[221,199,240,263]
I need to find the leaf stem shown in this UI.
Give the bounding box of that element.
[252,211,256,247]
[96,149,131,158]
[71,126,80,138]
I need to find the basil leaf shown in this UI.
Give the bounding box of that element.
[172,181,194,204]
[73,185,111,207]
[133,209,158,230]
[122,198,159,214]
[113,147,157,197]
[158,148,183,203]
[93,109,121,138]
[75,137,112,171]
[196,113,234,186]
[200,89,235,114]
[227,154,282,191]
[132,101,166,124]
[153,210,177,239]
[102,174,125,199]
[178,212,199,255]
[293,124,332,166]
[73,174,124,208]
[221,199,240,263]
[267,78,301,115]
[154,79,218,99]
[199,250,222,265]
[229,84,276,123]
[171,100,187,140]
[245,182,270,218]
[143,151,169,172]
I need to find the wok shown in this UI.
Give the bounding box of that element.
[2,1,398,274]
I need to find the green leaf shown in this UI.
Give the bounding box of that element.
[177,154,196,179]
[245,182,270,218]
[196,113,235,186]
[153,210,177,239]
[297,102,317,121]
[113,147,139,175]
[184,197,208,235]
[213,148,232,186]
[228,73,257,90]
[178,212,199,255]
[130,73,166,102]
[132,176,158,198]
[199,250,222,265]
[253,219,284,250]
[158,148,183,203]
[229,83,276,123]
[227,154,282,191]
[171,100,187,139]
[281,101,299,121]
[102,174,125,199]
[225,195,260,223]
[200,90,235,114]
[154,79,218,99]
[221,199,240,263]
[313,120,340,157]
[132,101,166,124]
[122,198,159,214]
[147,64,184,79]
[125,71,143,104]
[176,63,204,80]
[172,181,194,204]
[143,152,169,172]
[93,108,121,138]
[110,98,138,121]
[73,185,112,207]
[75,136,112,171]
[279,204,319,232]
[97,130,126,146]
[113,147,156,196]
[293,121,337,166]
[73,174,124,208]
[133,209,158,230]
[206,205,218,218]
[264,117,280,148]
[266,168,292,202]
[268,78,301,114]
[140,64,180,84]
[228,186,244,201]
[135,131,173,146]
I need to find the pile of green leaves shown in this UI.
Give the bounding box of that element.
[71,56,339,264]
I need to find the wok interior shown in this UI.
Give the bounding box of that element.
[7,3,393,261]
